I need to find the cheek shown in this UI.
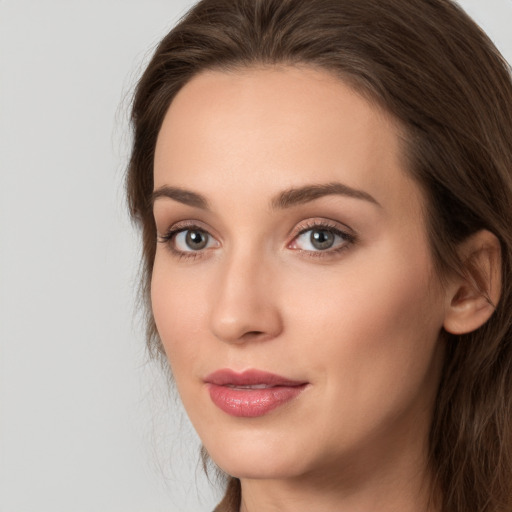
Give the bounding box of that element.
[150,260,210,374]
[282,241,444,417]
[288,246,439,337]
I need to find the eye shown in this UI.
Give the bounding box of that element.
[158,224,220,256]
[174,228,214,251]
[289,223,354,253]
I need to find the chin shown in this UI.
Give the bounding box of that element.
[217,457,304,481]
[204,432,311,480]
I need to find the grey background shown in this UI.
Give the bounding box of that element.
[0,1,511,511]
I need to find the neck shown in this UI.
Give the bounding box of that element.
[238,413,439,512]
[239,463,437,512]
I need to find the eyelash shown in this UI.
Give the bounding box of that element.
[157,220,356,261]
[157,221,212,261]
[291,220,356,259]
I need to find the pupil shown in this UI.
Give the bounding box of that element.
[311,230,334,250]
[186,230,208,250]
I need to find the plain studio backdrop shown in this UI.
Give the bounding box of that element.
[0,1,511,511]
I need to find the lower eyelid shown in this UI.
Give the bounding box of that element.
[158,226,221,261]
[158,221,354,258]
[290,226,354,250]
[295,244,352,259]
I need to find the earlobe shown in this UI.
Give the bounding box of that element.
[443,230,502,335]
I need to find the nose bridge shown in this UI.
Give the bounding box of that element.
[209,244,281,343]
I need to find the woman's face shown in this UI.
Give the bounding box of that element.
[151,66,448,482]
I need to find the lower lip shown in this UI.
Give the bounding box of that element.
[207,384,307,418]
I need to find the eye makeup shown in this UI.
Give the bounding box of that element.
[157,219,219,261]
[287,218,357,259]
[157,217,357,262]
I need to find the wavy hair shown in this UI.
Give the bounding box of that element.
[126,1,512,510]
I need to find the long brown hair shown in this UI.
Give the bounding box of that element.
[126,1,512,510]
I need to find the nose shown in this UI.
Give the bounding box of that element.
[209,250,283,344]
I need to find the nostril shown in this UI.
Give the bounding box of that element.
[210,297,283,343]
[241,330,266,340]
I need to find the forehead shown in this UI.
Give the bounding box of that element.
[154,65,422,215]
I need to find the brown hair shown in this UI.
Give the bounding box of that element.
[126,0,512,510]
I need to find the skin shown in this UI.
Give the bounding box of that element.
[151,66,454,512]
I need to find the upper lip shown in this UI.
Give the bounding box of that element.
[204,369,307,387]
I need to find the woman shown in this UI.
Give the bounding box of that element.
[126,0,512,510]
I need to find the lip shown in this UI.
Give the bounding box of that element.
[204,369,308,418]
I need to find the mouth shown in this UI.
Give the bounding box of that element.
[204,369,308,418]
[225,384,276,389]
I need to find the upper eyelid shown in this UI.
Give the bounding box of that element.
[296,221,344,233]
[291,224,354,244]
[290,218,355,238]
[157,219,213,236]
[158,218,356,246]
[157,224,219,258]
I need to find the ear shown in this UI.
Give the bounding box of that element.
[443,230,502,335]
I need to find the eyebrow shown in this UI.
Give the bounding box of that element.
[271,182,381,209]
[152,181,380,210]
[152,186,209,209]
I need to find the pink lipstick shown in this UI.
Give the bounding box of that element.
[204,369,308,418]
